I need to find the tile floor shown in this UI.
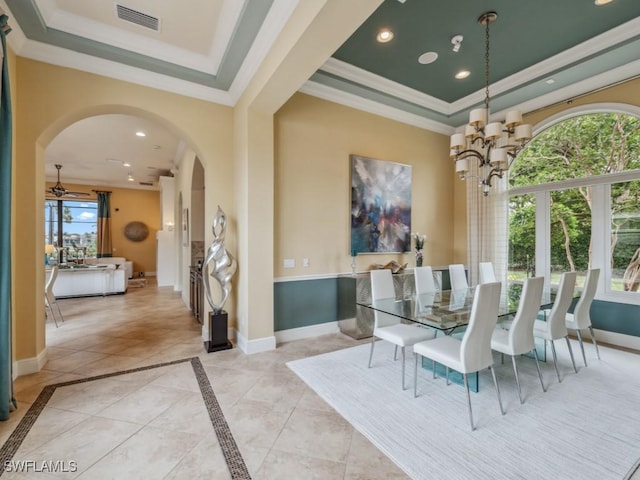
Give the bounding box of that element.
[2,280,409,479]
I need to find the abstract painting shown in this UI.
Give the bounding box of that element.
[350,154,412,254]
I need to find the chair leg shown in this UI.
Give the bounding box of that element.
[565,336,578,373]
[589,326,601,360]
[489,366,505,416]
[432,360,437,379]
[532,348,546,393]
[45,301,59,328]
[394,345,398,361]
[414,353,419,398]
[401,346,406,390]
[550,340,561,383]
[445,367,450,385]
[463,373,475,432]
[54,301,64,323]
[575,329,587,367]
[367,337,376,368]
[511,356,523,404]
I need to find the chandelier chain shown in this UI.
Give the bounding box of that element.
[484,18,490,111]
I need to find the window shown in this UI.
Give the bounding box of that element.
[45,199,98,261]
[508,111,640,303]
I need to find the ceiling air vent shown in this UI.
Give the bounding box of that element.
[116,4,160,31]
[138,181,154,186]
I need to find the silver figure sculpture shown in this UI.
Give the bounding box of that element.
[202,206,237,314]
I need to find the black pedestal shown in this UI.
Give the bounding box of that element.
[204,311,233,353]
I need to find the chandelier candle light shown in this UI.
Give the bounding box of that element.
[450,11,532,196]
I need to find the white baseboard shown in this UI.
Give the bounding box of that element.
[275,321,340,344]
[13,348,48,378]
[583,329,640,351]
[235,330,276,355]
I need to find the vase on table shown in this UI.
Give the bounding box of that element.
[416,250,423,267]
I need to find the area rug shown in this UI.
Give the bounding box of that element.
[288,340,640,480]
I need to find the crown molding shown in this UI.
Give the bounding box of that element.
[300,80,454,136]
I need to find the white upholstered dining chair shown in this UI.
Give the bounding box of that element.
[414,266,437,294]
[491,276,546,403]
[413,281,505,431]
[533,271,578,383]
[479,262,497,284]
[565,268,601,366]
[368,269,435,390]
[448,264,468,291]
[45,266,64,327]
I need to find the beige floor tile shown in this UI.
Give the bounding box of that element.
[344,430,409,480]
[225,399,293,450]
[255,449,346,480]
[0,401,32,445]
[147,361,201,393]
[15,407,90,456]
[272,408,354,464]
[74,425,201,480]
[97,383,189,425]
[163,432,231,480]
[13,416,143,478]
[43,351,109,374]
[47,377,143,415]
[148,392,212,436]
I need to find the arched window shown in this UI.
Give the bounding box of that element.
[508,109,640,301]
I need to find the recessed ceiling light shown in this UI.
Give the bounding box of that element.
[546,78,556,85]
[594,0,614,5]
[135,131,146,137]
[418,52,438,65]
[376,29,394,43]
[455,70,470,80]
[127,173,135,182]
[123,162,131,167]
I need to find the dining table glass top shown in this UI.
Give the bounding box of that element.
[357,282,562,333]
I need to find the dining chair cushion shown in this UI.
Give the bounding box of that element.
[414,335,464,372]
[375,324,435,348]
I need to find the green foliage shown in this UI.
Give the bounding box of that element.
[509,113,640,273]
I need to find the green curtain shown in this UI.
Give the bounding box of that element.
[96,191,112,258]
[0,13,17,421]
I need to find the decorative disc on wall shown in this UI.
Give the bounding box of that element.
[124,221,149,242]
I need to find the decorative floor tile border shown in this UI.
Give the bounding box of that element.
[0,357,251,479]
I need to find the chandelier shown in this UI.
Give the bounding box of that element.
[450,12,532,196]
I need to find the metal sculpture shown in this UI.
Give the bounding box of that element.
[202,206,237,313]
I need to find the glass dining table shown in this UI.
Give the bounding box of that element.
[357,282,564,391]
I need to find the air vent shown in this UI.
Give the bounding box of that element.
[138,181,154,186]
[116,4,160,31]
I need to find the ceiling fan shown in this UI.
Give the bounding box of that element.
[46,164,90,198]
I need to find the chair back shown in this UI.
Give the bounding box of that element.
[460,281,501,371]
[414,266,437,294]
[572,269,600,329]
[547,271,577,339]
[479,262,496,284]
[370,269,398,329]
[449,264,469,291]
[508,276,544,354]
[45,266,59,301]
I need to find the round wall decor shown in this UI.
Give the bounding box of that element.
[124,221,149,242]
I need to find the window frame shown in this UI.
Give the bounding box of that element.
[509,105,640,306]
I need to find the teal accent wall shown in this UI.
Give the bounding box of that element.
[274,278,338,332]
[591,300,640,337]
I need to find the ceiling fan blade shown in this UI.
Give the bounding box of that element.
[66,191,91,197]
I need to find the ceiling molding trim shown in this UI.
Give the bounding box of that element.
[208,0,249,72]
[41,7,220,75]
[300,80,454,136]
[515,60,640,121]
[227,0,299,103]
[320,57,452,114]
[449,16,640,114]
[17,38,235,106]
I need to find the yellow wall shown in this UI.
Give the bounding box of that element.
[274,93,453,276]
[14,58,234,362]
[45,184,161,274]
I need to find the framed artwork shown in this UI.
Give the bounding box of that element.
[350,154,412,254]
[182,208,189,247]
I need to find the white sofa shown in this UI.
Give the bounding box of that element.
[85,257,133,279]
[52,264,127,298]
